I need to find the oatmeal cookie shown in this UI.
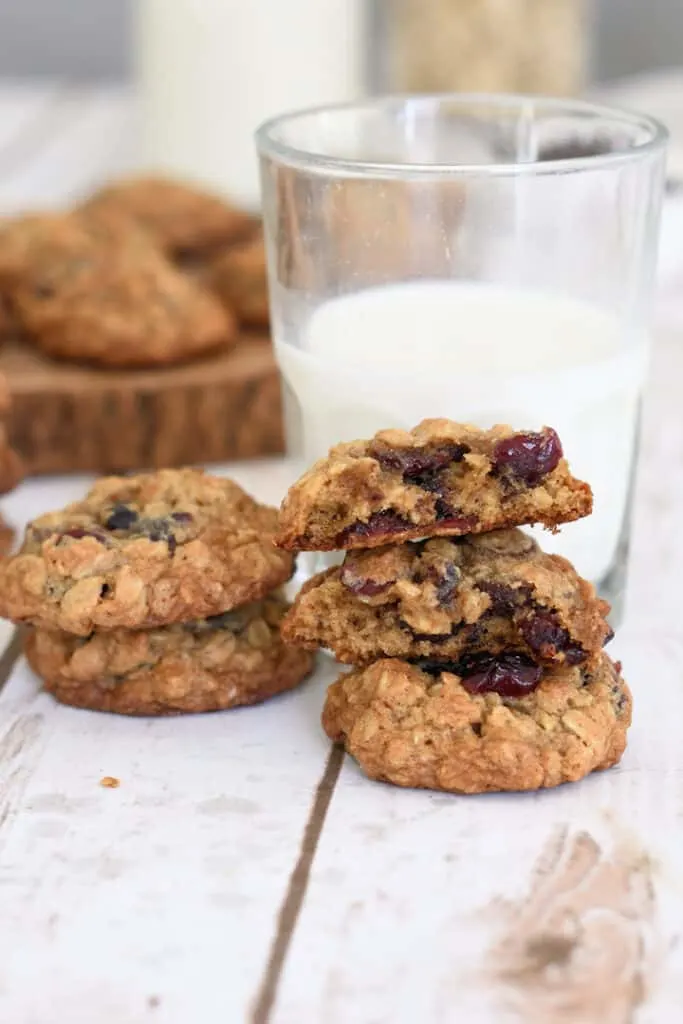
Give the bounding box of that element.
[283,530,611,666]
[323,652,631,793]
[81,176,255,258]
[25,592,314,715]
[209,232,269,328]
[276,421,592,551]
[0,469,294,634]
[0,213,236,367]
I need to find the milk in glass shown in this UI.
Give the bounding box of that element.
[275,280,646,584]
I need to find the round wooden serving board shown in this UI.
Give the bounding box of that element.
[0,334,285,475]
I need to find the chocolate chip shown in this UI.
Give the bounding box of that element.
[105,504,139,531]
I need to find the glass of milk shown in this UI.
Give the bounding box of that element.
[256,95,667,620]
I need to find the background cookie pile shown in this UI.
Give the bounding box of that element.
[0,469,313,715]
[277,419,632,794]
[0,176,270,368]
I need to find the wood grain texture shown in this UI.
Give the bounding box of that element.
[0,653,340,1024]
[0,336,285,474]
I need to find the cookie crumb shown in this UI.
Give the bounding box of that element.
[100,776,120,789]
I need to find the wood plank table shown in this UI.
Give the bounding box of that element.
[1,83,683,1024]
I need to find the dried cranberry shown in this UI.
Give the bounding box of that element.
[338,510,412,544]
[433,506,477,532]
[105,504,139,531]
[371,443,468,480]
[478,581,522,615]
[517,609,586,664]
[492,428,562,486]
[456,652,542,697]
[171,512,193,524]
[563,645,587,665]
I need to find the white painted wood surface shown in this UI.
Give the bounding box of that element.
[0,83,682,1023]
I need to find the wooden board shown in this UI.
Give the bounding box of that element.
[0,335,285,475]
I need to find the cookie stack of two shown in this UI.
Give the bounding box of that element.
[277,420,631,794]
[0,470,313,715]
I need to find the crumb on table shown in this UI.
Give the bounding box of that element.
[100,775,120,788]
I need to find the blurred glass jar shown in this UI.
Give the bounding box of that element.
[375,0,586,96]
[136,0,365,211]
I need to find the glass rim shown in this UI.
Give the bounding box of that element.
[255,92,668,178]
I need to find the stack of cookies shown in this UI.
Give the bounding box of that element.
[0,175,269,370]
[0,469,313,714]
[277,420,631,794]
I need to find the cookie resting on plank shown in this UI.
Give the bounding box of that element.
[322,652,631,794]
[282,529,612,667]
[0,212,236,367]
[276,421,592,551]
[0,469,294,635]
[25,592,314,716]
[208,233,270,328]
[81,176,256,258]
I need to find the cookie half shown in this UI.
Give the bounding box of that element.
[323,652,630,793]
[26,592,314,715]
[276,421,592,551]
[0,469,295,634]
[283,530,612,667]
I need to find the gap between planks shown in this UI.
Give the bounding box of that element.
[0,629,21,695]
[251,743,345,1024]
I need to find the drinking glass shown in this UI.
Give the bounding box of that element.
[256,95,667,620]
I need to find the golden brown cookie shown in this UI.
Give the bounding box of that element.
[0,212,236,367]
[25,592,314,715]
[323,653,631,793]
[81,176,255,257]
[277,421,592,551]
[209,233,269,328]
[0,469,294,635]
[283,530,612,666]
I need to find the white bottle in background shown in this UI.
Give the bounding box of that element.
[136,0,364,210]
[275,281,647,585]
